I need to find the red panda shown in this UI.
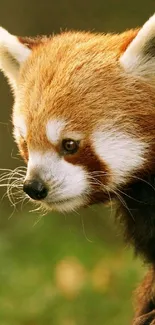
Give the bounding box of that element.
[1,14,155,325]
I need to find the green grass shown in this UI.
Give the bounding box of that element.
[0,205,146,325]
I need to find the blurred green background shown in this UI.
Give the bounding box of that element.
[0,1,154,324]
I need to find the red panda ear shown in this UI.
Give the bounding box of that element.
[120,14,155,80]
[18,36,44,50]
[0,28,39,91]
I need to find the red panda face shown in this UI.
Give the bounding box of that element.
[1,16,155,212]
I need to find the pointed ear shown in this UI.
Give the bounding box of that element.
[120,14,155,80]
[0,27,32,91]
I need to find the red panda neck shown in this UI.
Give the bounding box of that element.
[117,175,155,264]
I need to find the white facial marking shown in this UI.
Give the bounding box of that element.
[46,119,66,145]
[93,130,146,187]
[13,115,27,139]
[26,150,89,212]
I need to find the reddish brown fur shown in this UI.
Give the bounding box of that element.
[19,137,28,162]
[119,29,139,53]
[16,30,155,176]
[11,28,155,325]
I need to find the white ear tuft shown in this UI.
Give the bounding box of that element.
[0,27,31,90]
[120,14,155,79]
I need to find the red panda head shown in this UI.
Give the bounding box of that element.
[1,16,155,212]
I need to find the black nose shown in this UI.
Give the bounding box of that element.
[23,180,48,200]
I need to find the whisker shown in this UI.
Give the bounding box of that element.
[130,175,155,192]
[0,166,26,211]
[116,188,145,204]
[111,189,135,221]
[81,215,94,243]
[105,188,114,219]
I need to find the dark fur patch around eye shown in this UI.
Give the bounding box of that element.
[64,142,110,187]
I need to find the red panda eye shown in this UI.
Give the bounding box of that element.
[62,139,79,154]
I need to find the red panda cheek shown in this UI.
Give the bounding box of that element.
[64,144,110,185]
[19,138,29,162]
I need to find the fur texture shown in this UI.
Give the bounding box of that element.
[1,14,155,325]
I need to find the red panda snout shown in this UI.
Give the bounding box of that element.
[18,120,148,213]
[12,112,149,212]
[23,179,48,201]
[24,150,91,212]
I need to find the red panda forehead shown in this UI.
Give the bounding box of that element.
[19,32,145,124]
[19,31,121,100]
[17,29,151,136]
[20,29,139,85]
[19,54,122,126]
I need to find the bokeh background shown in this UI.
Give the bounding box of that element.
[0,1,154,324]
